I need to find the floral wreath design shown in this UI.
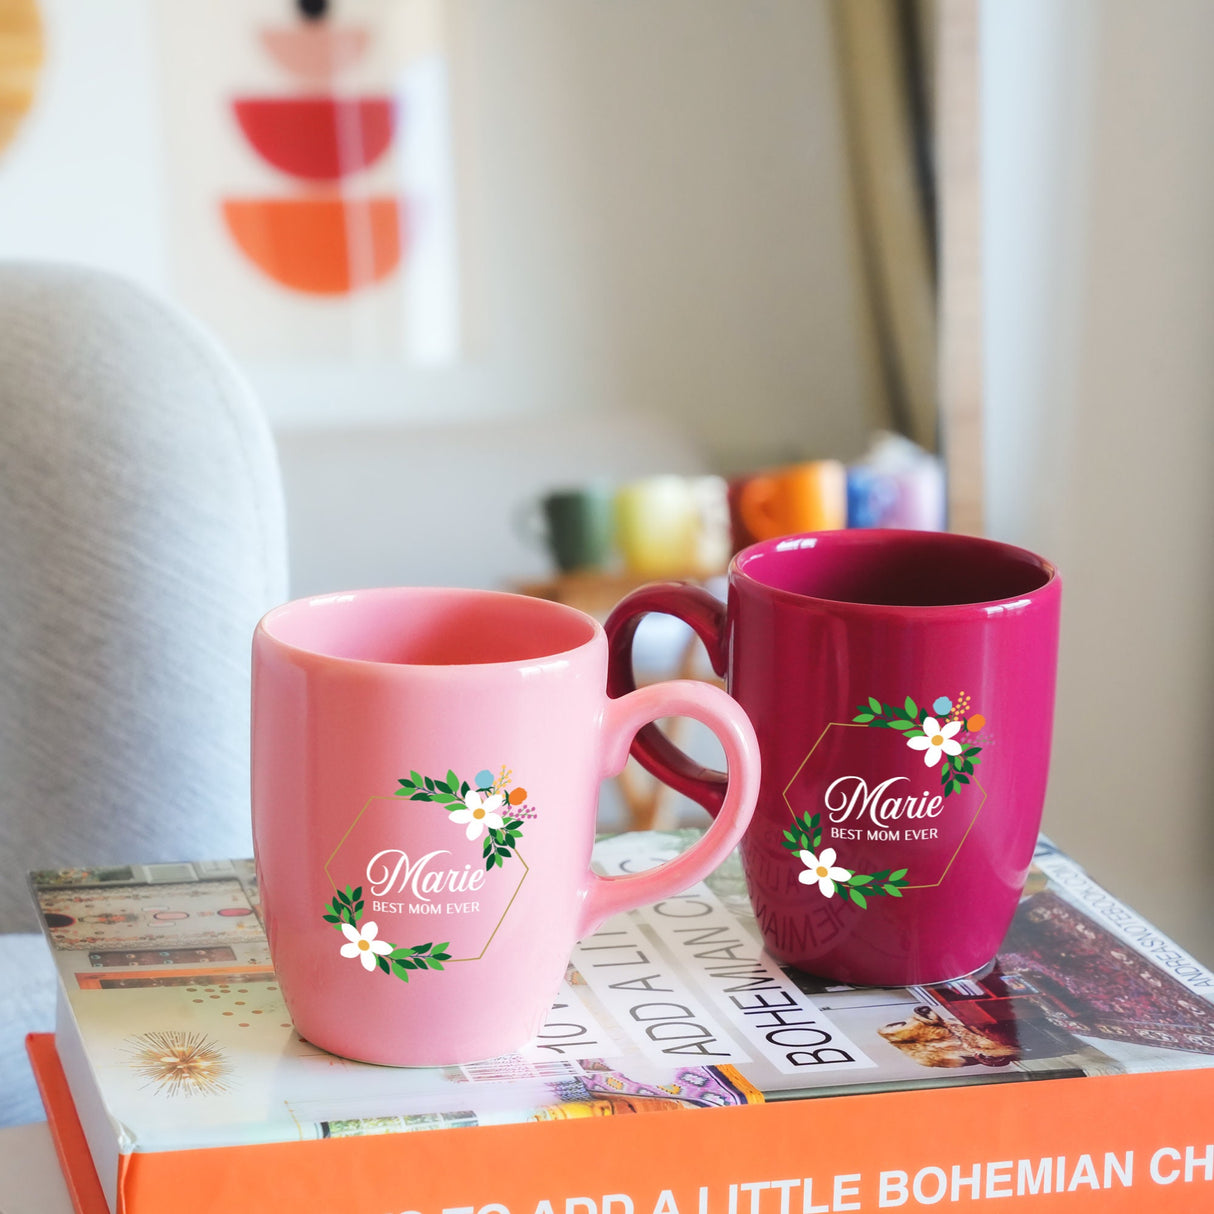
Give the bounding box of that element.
[782,812,908,909]
[781,692,988,908]
[323,884,451,984]
[852,691,987,799]
[395,765,532,869]
[323,765,536,980]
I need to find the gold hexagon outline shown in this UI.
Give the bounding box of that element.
[324,794,529,963]
[781,722,987,890]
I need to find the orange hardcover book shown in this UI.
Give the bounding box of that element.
[28,1031,1214,1213]
[26,1032,109,1214]
[26,833,1214,1213]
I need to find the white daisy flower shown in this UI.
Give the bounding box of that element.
[906,716,964,768]
[449,789,506,841]
[798,848,851,898]
[339,921,392,971]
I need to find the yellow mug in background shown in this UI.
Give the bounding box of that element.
[614,475,729,579]
[736,459,846,541]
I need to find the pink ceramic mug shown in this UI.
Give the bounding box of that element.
[252,587,759,1065]
[605,531,1062,987]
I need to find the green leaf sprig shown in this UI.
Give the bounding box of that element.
[323,884,364,930]
[837,867,909,908]
[385,940,452,980]
[396,769,470,805]
[782,811,825,855]
[483,819,523,869]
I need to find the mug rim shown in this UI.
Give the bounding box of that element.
[730,529,1060,613]
[256,586,604,671]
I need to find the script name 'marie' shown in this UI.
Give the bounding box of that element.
[825,775,945,827]
[366,849,487,902]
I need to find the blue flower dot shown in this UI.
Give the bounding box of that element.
[475,769,494,789]
[932,696,952,716]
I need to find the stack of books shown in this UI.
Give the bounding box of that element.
[26,832,1214,1214]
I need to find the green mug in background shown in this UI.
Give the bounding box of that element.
[522,486,615,573]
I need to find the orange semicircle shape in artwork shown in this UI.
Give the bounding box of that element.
[258,25,371,86]
[232,96,395,182]
[222,196,405,295]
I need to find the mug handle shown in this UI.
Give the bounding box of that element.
[604,582,733,821]
[737,475,779,542]
[579,673,758,937]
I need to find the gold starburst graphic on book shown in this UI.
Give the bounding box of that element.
[124,1030,233,1097]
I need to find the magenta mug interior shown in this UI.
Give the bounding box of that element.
[738,530,1054,606]
[252,587,759,1065]
[605,530,1062,987]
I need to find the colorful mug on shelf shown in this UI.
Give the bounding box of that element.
[252,586,760,1065]
[734,460,847,542]
[613,475,730,579]
[605,530,1062,987]
[845,434,947,531]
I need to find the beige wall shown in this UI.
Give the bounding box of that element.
[498,0,883,471]
[984,0,1214,963]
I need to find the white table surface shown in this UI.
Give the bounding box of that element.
[0,1121,74,1214]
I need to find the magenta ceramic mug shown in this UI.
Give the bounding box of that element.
[252,587,759,1065]
[605,531,1061,987]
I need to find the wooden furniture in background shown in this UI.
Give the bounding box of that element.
[832,0,939,453]
[937,0,984,535]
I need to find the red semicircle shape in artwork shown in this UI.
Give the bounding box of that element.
[232,96,396,182]
[222,196,406,295]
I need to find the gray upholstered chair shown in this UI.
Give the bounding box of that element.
[0,263,288,1125]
